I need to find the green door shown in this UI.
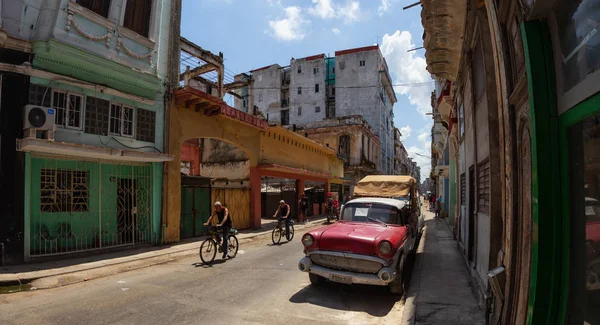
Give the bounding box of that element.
[180,187,195,239]
[194,188,210,235]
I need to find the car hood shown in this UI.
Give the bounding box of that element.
[317,222,397,255]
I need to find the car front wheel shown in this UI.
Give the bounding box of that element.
[389,255,405,295]
[309,273,324,285]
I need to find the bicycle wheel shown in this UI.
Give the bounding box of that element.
[272,227,282,244]
[228,235,239,258]
[287,224,295,241]
[199,238,217,264]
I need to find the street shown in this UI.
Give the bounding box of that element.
[0,229,405,325]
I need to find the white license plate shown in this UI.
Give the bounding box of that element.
[330,274,352,284]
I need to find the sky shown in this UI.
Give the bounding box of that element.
[180,0,434,181]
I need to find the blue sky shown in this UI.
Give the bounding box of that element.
[181,0,434,180]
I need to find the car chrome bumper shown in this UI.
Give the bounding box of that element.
[298,256,396,286]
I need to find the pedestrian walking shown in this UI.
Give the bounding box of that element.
[431,195,437,211]
[435,195,443,220]
[299,193,309,224]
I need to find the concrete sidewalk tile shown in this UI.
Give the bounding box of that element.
[401,211,485,325]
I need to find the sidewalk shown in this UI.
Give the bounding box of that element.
[0,216,327,291]
[402,211,485,325]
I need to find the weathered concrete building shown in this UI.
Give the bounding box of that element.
[237,46,398,177]
[421,0,600,323]
[298,115,381,194]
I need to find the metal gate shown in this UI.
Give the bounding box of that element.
[30,156,153,257]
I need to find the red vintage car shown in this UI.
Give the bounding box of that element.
[298,176,422,295]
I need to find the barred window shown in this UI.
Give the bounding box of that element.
[460,173,466,205]
[109,104,135,137]
[52,90,84,129]
[136,108,156,143]
[40,169,89,213]
[85,96,110,136]
[477,159,490,214]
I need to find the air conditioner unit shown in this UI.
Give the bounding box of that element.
[23,105,56,131]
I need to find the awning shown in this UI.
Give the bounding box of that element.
[258,164,342,183]
[17,138,173,162]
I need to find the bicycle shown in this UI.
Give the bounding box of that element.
[199,225,239,265]
[326,206,338,223]
[271,218,294,244]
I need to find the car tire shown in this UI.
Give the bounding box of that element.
[389,254,405,296]
[309,273,323,285]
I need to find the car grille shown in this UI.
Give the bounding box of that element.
[310,253,383,274]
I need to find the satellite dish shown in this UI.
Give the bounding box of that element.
[28,107,47,128]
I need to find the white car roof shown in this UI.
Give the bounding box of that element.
[345,197,407,210]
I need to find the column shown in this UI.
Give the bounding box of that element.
[250,167,262,229]
[296,179,305,222]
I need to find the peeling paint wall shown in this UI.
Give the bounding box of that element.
[201,139,249,163]
[251,65,282,123]
[199,160,249,180]
[289,57,327,125]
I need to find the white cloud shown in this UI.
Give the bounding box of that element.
[338,1,361,23]
[308,0,336,19]
[380,30,434,117]
[266,0,280,5]
[400,125,412,141]
[377,0,391,16]
[267,7,310,41]
[332,27,341,34]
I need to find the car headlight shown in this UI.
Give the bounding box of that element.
[302,234,314,247]
[378,241,392,255]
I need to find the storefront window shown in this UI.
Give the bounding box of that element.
[568,112,600,324]
[554,0,600,91]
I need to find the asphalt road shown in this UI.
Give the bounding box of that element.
[0,229,405,325]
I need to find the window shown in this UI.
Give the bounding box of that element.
[29,84,51,107]
[259,93,263,102]
[243,99,247,108]
[297,65,302,73]
[298,87,302,95]
[460,173,466,205]
[342,203,402,225]
[136,108,156,142]
[566,111,600,323]
[477,159,490,214]
[123,0,152,37]
[314,67,319,74]
[315,106,321,113]
[280,110,289,125]
[339,135,350,162]
[332,87,335,96]
[52,90,83,129]
[554,0,600,91]
[109,104,135,137]
[84,96,110,136]
[339,61,346,70]
[315,84,319,93]
[333,67,335,73]
[76,0,110,17]
[359,60,366,67]
[40,169,89,213]
[297,107,302,116]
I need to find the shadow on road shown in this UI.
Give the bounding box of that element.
[289,281,401,317]
[192,259,228,268]
[267,241,293,247]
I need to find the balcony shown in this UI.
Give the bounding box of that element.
[281,99,289,107]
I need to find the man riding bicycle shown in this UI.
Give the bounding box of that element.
[204,201,232,259]
[326,193,335,221]
[273,200,291,240]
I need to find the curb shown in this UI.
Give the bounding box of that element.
[400,217,429,325]
[1,220,326,290]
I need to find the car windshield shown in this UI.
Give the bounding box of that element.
[342,203,401,225]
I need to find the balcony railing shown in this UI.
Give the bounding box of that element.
[281,99,289,107]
